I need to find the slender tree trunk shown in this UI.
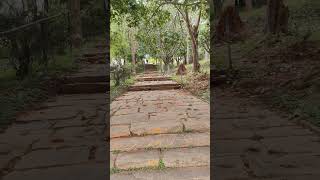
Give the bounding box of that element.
[104,0,110,80]
[245,0,253,10]
[41,0,49,67]
[235,0,240,15]
[190,34,199,72]
[209,0,215,70]
[70,0,82,49]
[266,0,289,34]
[128,28,137,65]
[213,0,222,18]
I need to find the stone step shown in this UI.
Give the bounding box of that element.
[111,166,210,180]
[83,52,107,57]
[211,75,228,86]
[111,147,210,170]
[79,57,106,64]
[144,65,158,72]
[143,71,159,74]
[128,84,180,91]
[129,81,180,91]
[59,82,108,94]
[136,76,171,81]
[110,132,210,152]
[95,44,107,49]
[62,75,107,84]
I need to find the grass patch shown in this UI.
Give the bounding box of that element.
[110,77,135,101]
[110,167,121,175]
[172,60,210,102]
[158,159,166,170]
[110,159,167,175]
[224,0,320,127]
[0,50,78,129]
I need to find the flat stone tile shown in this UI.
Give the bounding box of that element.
[111,166,210,180]
[130,120,183,136]
[111,133,209,152]
[212,156,249,180]
[116,150,160,170]
[14,147,90,170]
[162,147,210,168]
[262,136,320,154]
[3,163,107,180]
[110,125,130,138]
[182,118,210,132]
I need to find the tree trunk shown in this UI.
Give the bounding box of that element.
[235,0,240,15]
[245,0,253,10]
[190,33,199,72]
[266,0,289,34]
[212,0,222,18]
[41,0,49,67]
[70,0,82,49]
[128,28,138,66]
[209,0,215,70]
[104,0,110,68]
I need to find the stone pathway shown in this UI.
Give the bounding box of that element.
[213,87,320,180]
[110,69,210,179]
[0,43,108,179]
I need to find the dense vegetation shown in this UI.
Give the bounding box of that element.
[211,0,320,126]
[110,0,210,100]
[0,0,105,128]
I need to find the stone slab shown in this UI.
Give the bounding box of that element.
[111,166,210,180]
[3,163,107,180]
[116,150,160,170]
[162,147,210,168]
[14,147,90,170]
[130,120,183,136]
[111,132,210,152]
[110,125,130,138]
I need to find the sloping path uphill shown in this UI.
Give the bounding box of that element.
[0,42,108,179]
[110,65,210,179]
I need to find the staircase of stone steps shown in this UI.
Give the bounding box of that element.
[0,43,108,179]
[58,48,108,95]
[129,73,180,91]
[110,88,210,178]
[144,64,158,72]
[136,76,172,81]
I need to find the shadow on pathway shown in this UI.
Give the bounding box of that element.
[212,87,320,180]
[0,43,108,180]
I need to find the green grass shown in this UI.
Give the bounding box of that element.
[110,159,167,175]
[227,0,320,127]
[0,50,78,128]
[158,159,166,170]
[110,77,135,101]
[173,59,210,102]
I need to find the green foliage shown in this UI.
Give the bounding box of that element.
[111,0,148,27]
[110,22,130,61]
[110,63,133,86]
[158,159,166,170]
[81,0,106,38]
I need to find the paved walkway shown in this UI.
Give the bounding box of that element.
[0,45,108,179]
[213,87,320,180]
[110,71,210,179]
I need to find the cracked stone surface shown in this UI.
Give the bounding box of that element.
[111,166,210,180]
[212,88,320,180]
[0,47,107,179]
[110,72,210,178]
